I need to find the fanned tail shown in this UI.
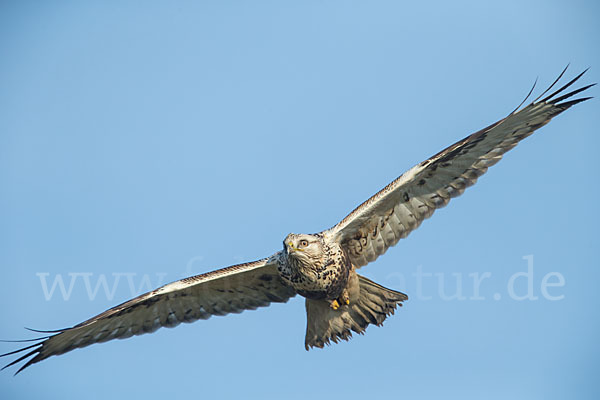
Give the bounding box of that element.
[304,271,407,349]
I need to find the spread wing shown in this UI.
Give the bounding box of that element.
[327,67,594,268]
[1,256,295,374]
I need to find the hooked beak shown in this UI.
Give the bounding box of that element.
[286,242,303,253]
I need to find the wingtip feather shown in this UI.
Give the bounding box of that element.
[533,64,570,103]
[540,68,590,104]
[1,348,40,372]
[0,342,42,359]
[25,327,65,334]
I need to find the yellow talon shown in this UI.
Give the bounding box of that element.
[341,289,350,305]
[330,299,340,310]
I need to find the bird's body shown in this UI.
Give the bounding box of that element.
[1,67,594,374]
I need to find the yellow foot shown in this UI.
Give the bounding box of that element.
[341,289,350,305]
[330,299,340,310]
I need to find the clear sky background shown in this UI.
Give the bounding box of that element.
[1,1,598,399]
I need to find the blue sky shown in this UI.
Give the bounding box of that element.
[1,1,598,399]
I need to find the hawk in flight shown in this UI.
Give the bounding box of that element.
[1,67,594,374]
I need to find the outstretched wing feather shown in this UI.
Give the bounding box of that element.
[1,257,295,373]
[328,68,594,267]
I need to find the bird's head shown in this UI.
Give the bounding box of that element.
[283,233,324,264]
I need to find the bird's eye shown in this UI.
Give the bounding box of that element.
[300,240,309,247]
